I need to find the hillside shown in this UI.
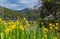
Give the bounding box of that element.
[0,6,40,20]
[0,6,4,18]
[0,6,23,19]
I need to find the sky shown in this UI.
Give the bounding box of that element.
[0,0,42,10]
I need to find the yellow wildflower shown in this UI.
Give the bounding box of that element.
[49,27,53,30]
[56,23,59,26]
[23,18,26,20]
[25,20,28,23]
[53,37,58,39]
[6,28,10,33]
[44,34,47,37]
[34,32,36,34]
[33,36,36,39]
[44,28,48,32]
[49,23,53,27]
[10,25,16,29]
[5,28,12,34]
[19,26,24,31]
[9,21,15,25]
[16,20,19,24]
[53,24,55,27]
[0,18,2,21]
[4,22,7,25]
[55,27,58,30]
[25,20,30,26]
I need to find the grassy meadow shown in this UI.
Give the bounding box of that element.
[0,18,60,39]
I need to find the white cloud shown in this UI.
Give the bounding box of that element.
[0,4,27,10]
[0,0,11,4]
[0,0,42,10]
[0,4,17,7]
[18,0,38,3]
[0,0,38,4]
[0,4,18,9]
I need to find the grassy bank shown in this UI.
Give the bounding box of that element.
[0,18,60,39]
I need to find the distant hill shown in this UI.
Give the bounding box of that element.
[0,6,40,20]
[0,6,24,19]
[17,8,40,20]
[0,6,4,18]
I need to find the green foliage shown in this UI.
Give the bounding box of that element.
[38,18,44,22]
[55,19,60,22]
[47,0,52,2]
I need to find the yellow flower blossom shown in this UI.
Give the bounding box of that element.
[53,24,55,27]
[44,28,48,32]
[34,32,36,34]
[16,20,19,24]
[23,18,26,20]
[25,20,30,26]
[49,23,53,27]
[49,27,53,30]
[44,34,47,37]
[10,25,16,29]
[0,18,2,21]
[55,27,58,29]
[56,23,59,26]
[19,26,24,31]
[4,22,7,25]
[25,20,28,23]
[33,36,36,39]
[5,28,12,34]
[9,21,15,25]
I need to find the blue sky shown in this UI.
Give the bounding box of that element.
[0,0,42,10]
